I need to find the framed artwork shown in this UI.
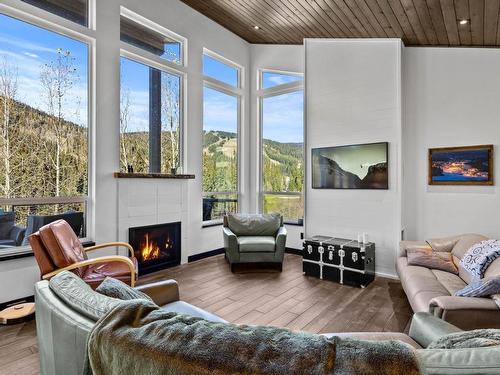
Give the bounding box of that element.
[428,145,494,185]
[312,142,388,189]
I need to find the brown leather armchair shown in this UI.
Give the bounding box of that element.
[29,219,137,288]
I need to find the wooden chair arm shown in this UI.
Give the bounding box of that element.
[42,255,136,287]
[84,242,134,257]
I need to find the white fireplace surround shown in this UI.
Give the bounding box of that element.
[117,178,189,264]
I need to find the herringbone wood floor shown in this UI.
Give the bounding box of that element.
[0,254,412,374]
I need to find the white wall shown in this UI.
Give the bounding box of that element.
[249,45,305,249]
[403,48,500,241]
[305,39,403,277]
[0,0,250,303]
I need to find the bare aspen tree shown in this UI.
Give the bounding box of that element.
[0,57,18,199]
[40,48,77,205]
[161,74,180,171]
[120,85,131,170]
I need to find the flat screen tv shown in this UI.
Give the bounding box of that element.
[312,142,388,189]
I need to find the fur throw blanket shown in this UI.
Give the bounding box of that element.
[428,329,500,349]
[88,300,421,375]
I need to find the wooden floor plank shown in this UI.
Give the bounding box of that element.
[0,254,412,374]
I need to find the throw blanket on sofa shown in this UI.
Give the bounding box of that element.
[88,299,421,375]
[460,239,500,280]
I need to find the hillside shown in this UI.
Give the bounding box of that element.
[203,130,303,193]
[0,97,88,199]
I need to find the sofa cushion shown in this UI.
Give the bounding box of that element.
[227,213,281,236]
[451,234,488,260]
[96,277,153,302]
[49,271,122,321]
[431,269,467,296]
[161,300,227,323]
[407,249,458,274]
[455,277,500,298]
[238,236,276,253]
[485,258,500,279]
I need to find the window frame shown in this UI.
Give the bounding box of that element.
[202,49,243,226]
[0,0,96,257]
[120,6,187,67]
[119,7,187,175]
[258,68,303,92]
[258,69,304,225]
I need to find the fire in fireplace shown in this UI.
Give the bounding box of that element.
[128,222,181,276]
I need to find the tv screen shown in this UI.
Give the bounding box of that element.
[312,142,388,189]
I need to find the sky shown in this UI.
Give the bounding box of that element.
[1,12,304,144]
[0,14,88,126]
[262,90,303,143]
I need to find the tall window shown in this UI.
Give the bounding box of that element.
[119,10,184,174]
[260,71,304,224]
[0,12,91,250]
[202,50,241,223]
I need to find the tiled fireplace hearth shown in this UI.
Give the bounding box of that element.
[129,222,181,275]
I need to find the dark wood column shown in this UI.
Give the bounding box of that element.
[149,68,161,173]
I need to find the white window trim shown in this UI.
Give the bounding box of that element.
[202,51,243,225]
[257,70,304,224]
[258,68,303,92]
[0,0,97,247]
[203,48,244,90]
[120,6,187,67]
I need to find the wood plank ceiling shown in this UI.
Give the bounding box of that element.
[180,0,500,46]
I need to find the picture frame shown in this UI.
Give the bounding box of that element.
[311,142,389,189]
[428,145,494,185]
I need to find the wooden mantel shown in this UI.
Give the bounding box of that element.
[113,172,195,179]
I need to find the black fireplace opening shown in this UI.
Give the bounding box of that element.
[128,222,181,276]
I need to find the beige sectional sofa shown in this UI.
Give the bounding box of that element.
[397,233,500,330]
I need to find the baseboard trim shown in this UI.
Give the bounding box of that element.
[0,295,35,311]
[375,271,399,280]
[188,247,303,262]
[285,247,302,255]
[188,248,225,263]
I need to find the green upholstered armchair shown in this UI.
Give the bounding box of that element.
[223,213,286,272]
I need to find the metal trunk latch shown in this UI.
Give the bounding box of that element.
[307,245,312,254]
[352,252,358,262]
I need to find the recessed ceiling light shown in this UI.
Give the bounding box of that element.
[253,25,260,30]
[459,19,469,25]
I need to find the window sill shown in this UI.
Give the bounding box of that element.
[284,222,304,227]
[202,220,223,228]
[114,172,195,179]
[0,238,95,262]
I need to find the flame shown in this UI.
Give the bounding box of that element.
[140,233,160,261]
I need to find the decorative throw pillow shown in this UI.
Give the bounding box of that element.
[49,271,122,321]
[407,248,458,274]
[96,277,154,302]
[454,277,500,298]
[460,239,500,281]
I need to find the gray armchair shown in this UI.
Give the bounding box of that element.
[223,213,286,272]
